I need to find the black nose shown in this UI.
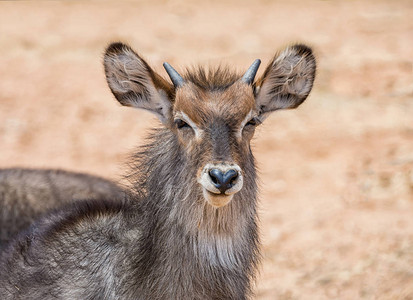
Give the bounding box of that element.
[208,169,239,194]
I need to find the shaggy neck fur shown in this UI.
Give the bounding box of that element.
[126,128,260,299]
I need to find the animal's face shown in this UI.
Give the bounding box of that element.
[171,81,259,207]
[104,42,316,207]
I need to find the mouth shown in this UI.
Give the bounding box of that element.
[202,189,234,208]
[198,163,244,208]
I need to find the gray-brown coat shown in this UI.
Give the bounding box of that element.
[0,168,125,249]
[0,42,316,299]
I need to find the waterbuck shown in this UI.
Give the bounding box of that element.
[0,168,125,249]
[0,42,316,299]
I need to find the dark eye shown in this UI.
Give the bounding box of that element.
[245,117,260,127]
[174,119,190,129]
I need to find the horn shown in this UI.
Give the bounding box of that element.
[163,62,185,88]
[241,59,261,84]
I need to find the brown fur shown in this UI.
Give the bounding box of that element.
[0,42,316,299]
[174,81,255,129]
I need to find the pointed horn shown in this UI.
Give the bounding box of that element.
[241,59,261,84]
[163,62,185,88]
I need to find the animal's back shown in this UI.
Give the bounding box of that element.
[0,168,125,248]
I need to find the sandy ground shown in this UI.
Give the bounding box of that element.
[1,0,413,298]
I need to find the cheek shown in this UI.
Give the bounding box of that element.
[232,131,255,164]
[179,133,211,166]
[176,129,196,148]
[241,127,256,143]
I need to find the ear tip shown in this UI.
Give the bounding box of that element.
[105,42,129,56]
[290,44,314,57]
[288,44,316,72]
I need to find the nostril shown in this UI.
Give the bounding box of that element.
[223,170,238,188]
[208,169,223,187]
[209,172,218,185]
[208,168,239,194]
[230,178,237,185]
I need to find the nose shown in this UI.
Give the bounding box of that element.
[208,168,239,194]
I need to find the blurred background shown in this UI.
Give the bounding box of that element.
[1,0,412,298]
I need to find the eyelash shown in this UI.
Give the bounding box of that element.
[246,117,260,127]
[174,117,258,132]
[174,119,190,129]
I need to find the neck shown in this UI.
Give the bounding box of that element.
[127,128,260,299]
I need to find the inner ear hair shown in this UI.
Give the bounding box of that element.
[255,44,316,117]
[103,42,175,124]
[104,43,174,103]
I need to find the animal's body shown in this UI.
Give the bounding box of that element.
[0,42,316,299]
[0,168,125,249]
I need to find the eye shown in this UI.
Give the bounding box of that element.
[174,118,191,129]
[245,117,260,127]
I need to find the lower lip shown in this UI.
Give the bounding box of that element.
[204,190,233,208]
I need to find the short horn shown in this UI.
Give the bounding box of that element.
[241,59,261,85]
[163,62,185,88]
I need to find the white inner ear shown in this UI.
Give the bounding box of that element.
[105,49,173,125]
[124,86,172,124]
[255,46,315,119]
[153,89,173,124]
[106,50,151,95]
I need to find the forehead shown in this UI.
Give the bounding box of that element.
[174,81,256,125]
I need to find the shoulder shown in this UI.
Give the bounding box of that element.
[3,197,137,257]
[39,197,134,240]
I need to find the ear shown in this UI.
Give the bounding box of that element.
[255,44,316,120]
[104,42,174,125]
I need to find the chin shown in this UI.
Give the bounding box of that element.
[203,190,234,208]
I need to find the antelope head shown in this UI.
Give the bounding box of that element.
[104,42,316,208]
